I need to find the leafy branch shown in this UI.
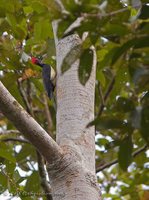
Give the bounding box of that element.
[96,144,148,172]
[82,7,130,19]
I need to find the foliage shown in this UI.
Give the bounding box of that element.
[0,0,148,199]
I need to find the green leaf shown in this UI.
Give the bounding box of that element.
[0,3,6,17]
[6,13,17,27]
[96,138,109,146]
[5,12,26,39]
[24,171,40,193]
[1,74,24,105]
[82,36,92,49]
[61,44,82,73]
[5,159,16,176]
[118,136,133,171]
[96,69,106,87]
[34,19,53,41]
[111,42,133,66]
[129,65,149,91]
[61,0,80,12]
[98,47,118,69]
[116,97,135,113]
[16,144,35,163]
[79,48,94,85]
[0,144,16,163]
[57,18,74,38]
[109,65,129,101]
[139,4,149,19]
[0,172,7,192]
[134,36,149,48]
[103,23,129,36]
[30,1,47,14]
[40,0,62,19]
[88,116,131,132]
[111,36,149,65]
[23,6,33,14]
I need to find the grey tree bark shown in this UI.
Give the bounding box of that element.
[47,34,101,200]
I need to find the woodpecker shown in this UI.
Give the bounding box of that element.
[31,57,55,99]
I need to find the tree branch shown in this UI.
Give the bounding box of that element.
[0,130,20,135]
[82,2,144,20]
[37,152,53,200]
[2,137,29,143]
[97,76,115,117]
[0,81,62,163]
[97,82,105,112]
[96,144,148,172]
[62,3,144,38]
[82,7,129,19]
[17,80,34,116]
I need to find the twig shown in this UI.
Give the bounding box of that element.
[17,80,34,116]
[37,152,53,200]
[82,2,144,20]
[96,144,148,173]
[2,137,29,143]
[17,80,53,200]
[96,159,117,173]
[26,80,32,107]
[82,7,129,19]
[97,76,115,117]
[98,82,105,108]
[0,130,20,135]
[132,145,148,157]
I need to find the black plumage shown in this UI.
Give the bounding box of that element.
[41,64,54,99]
[31,57,54,99]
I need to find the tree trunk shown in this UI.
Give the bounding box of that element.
[47,34,101,200]
[0,32,101,199]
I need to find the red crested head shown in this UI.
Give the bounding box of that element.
[31,57,39,64]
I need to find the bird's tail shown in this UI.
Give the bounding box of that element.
[47,81,54,99]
